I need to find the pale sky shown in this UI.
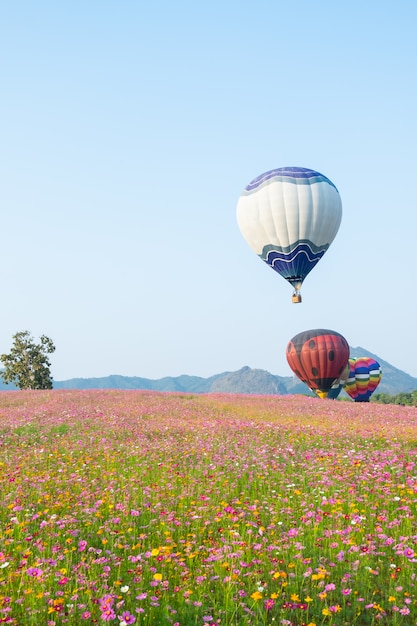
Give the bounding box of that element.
[1,1,416,381]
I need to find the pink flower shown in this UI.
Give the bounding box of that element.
[100,608,116,621]
[99,595,114,609]
[78,540,87,552]
[341,588,352,595]
[26,567,43,577]
[120,612,135,624]
[136,592,147,600]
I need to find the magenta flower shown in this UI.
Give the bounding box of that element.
[78,540,87,552]
[120,611,136,624]
[26,567,43,577]
[99,595,114,609]
[136,592,147,600]
[100,608,116,621]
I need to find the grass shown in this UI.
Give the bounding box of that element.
[0,389,416,625]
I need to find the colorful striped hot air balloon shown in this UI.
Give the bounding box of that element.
[344,357,382,402]
[286,329,350,398]
[236,167,342,302]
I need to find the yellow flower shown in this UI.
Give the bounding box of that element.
[250,591,263,601]
[305,596,313,603]
[290,593,300,602]
[153,573,163,581]
[388,596,396,602]
[322,607,331,616]
[151,548,160,556]
[271,593,279,599]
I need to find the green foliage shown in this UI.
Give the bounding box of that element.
[0,330,56,390]
[373,389,417,406]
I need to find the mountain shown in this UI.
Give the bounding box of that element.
[51,366,310,395]
[49,347,417,396]
[348,346,417,395]
[1,347,416,396]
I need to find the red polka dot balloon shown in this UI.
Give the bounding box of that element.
[286,329,350,396]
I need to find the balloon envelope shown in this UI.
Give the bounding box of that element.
[344,357,382,402]
[326,363,351,399]
[236,167,342,301]
[286,329,350,395]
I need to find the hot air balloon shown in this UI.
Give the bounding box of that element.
[343,357,382,402]
[326,363,350,400]
[236,167,342,302]
[286,329,350,397]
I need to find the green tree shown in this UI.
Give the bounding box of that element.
[0,331,56,390]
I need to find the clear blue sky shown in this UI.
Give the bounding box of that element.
[1,1,416,381]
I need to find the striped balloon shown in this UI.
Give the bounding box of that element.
[344,357,382,402]
[236,167,342,302]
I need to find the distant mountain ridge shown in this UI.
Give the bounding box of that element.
[0,347,415,396]
[47,346,417,397]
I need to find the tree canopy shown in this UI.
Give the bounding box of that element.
[0,330,56,390]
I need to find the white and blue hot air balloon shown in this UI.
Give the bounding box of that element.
[236,167,342,302]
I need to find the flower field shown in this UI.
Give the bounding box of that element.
[1,390,417,625]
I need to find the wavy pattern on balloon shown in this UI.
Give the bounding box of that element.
[263,241,329,284]
[243,167,338,194]
[236,166,342,301]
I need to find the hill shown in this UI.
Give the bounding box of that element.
[49,347,417,396]
[51,367,311,395]
[1,347,416,396]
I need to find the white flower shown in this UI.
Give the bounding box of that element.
[0,562,9,569]
[120,585,129,593]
